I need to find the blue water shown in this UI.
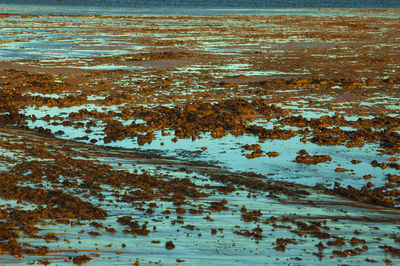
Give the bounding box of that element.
[0,1,398,16]
[1,0,400,8]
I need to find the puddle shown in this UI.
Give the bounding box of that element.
[78,65,146,70]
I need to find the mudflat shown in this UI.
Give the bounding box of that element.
[0,10,400,264]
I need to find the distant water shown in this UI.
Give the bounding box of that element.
[0,0,399,16]
[1,0,400,8]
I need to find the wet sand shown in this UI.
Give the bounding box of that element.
[0,9,400,264]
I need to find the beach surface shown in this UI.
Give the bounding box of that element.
[0,8,400,265]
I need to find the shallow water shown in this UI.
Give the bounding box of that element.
[2,0,400,15]
[1,127,400,265]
